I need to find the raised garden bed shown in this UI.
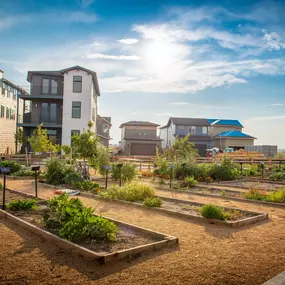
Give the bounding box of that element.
[80,191,268,228]
[157,186,285,208]
[0,189,178,264]
[210,180,285,190]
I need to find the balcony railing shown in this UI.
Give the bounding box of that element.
[18,112,62,125]
[18,85,63,97]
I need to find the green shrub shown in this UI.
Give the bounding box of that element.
[0,160,21,174]
[267,189,285,203]
[7,199,38,211]
[243,165,259,177]
[45,158,74,185]
[158,179,166,185]
[269,172,285,181]
[76,180,100,191]
[220,190,226,197]
[111,162,137,182]
[64,171,83,185]
[12,169,35,177]
[101,182,155,202]
[212,158,240,181]
[200,204,225,220]
[180,176,198,188]
[143,197,162,207]
[244,189,267,201]
[91,145,110,175]
[0,182,3,190]
[44,194,118,242]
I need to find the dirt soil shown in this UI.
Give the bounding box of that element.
[217,180,284,191]
[1,179,285,285]
[2,191,160,254]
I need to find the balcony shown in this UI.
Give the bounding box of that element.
[17,113,62,128]
[18,86,63,100]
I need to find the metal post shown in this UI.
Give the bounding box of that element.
[119,167,122,187]
[240,163,243,177]
[170,167,173,188]
[105,168,108,190]
[2,173,6,210]
[279,160,282,171]
[35,170,38,198]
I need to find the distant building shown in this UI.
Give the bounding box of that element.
[120,121,162,155]
[96,115,111,147]
[0,70,24,153]
[16,65,102,149]
[160,117,256,156]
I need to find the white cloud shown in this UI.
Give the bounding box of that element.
[118,38,139,44]
[263,31,285,51]
[261,103,284,107]
[85,53,141,60]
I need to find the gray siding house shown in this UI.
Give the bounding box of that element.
[120,121,162,155]
[96,115,111,147]
[160,117,256,156]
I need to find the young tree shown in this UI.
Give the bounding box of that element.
[71,121,99,163]
[28,124,57,154]
[172,134,198,160]
[14,128,25,153]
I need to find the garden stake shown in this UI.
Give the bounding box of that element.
[117,163,123,187]
[31,166,40,198]
[169,163,174,189]
[240,163,243,177]
[2,172,6,210]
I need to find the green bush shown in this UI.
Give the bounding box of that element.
[44,193,118,242]
[243,165,259,177]
[101,182,155,202]
[143,197,162,207]
[211,158,240,181]
[76,180,100,191]
[45,158,74,185]
[7,199,38,211]
[244,189,267,201]
[244,188,285,203]
[200,204,225,220]
[64,171,83,185]
[12,169,35,177]
[0,160,21,174]
[180,176,198,188]
[111,162,137,182]
[267,189,285,203]
[91,145,110,175]
[269,172,285,181]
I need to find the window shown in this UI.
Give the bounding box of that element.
[42,79,49,94]
[13,88,17,100]
[50,103,57,122]
[178,126,185,130]
[6,107,10,119]
[103,124,109,133]
[92,108,95,121]
[41,103,49,122]
[73,76,82,93]
[0,105,4,118]
[202,126,208,134]
[188,126,196,134]
[11,109,15,120]
[72,101,81,118]
[2,82,6,96]
[7,85,11,98]
[51,79,58,94]
[71,130,80,136]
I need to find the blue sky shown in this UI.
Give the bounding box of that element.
[1,0,285,147]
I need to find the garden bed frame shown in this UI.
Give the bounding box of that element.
[209,179,285,188]
[1,189,178,264]
[79,192,268,228]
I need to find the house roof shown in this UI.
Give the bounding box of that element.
[27,65,101,96]
[161,117,210,128]
[208,119,243,127]
[1,78,28,92]
[120,121,160,128]
[97,114,112,126]
[215,130,255,139]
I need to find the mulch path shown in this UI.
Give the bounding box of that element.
[1,179,285,285]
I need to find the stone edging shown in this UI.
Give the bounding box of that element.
[262,271,285,285]
[1,189,179,264]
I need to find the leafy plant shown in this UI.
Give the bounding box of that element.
[7,199,38,211]
[111,162,137,182]
[220,190,226,197]
[267,189,285,203]
[13,169,35,177]
[143,197,162,207]
[0,182,2,190]
[200,204,225,220]
[101,182,155,202]
[76,180,100,191]
[244,188,285,203]
[243,165,259,177]
[158,179,166,185]
[44,193,118,242]
[0,160,21,174]
[172,134,198,160]
[28,124,58,153]
[45,158,73,185]
[269,172,285,181]
[63,171,83,186]
[90,144,110,175]
[183,176,198,188]
[244,189,267,201]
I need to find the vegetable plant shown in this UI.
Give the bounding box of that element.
[143,197,162,208]
[7,199,38,211]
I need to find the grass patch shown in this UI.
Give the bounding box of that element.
[143,197,162,208]
[6,199,38,211]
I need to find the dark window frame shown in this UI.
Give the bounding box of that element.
[0,105,4,118]
[72,101,81,118]
[73,76,82,93]
[40,102,58,123]
[41,78,58,95]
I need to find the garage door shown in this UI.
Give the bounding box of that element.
[195,144,207,156]
[131,143,156,156]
